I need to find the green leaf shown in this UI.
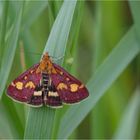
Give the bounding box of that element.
[0,102,15,138]
[1,95,24,138]
[0,1,9,67]
[22,1,48,29]
[24,0,77,139]
[44,0,77,63]
[24,107,55,139]
[129,1,140,42]
[57,26,140,138]
[0,3,25,137]
[0,2,24,98]
[113,87,140,139]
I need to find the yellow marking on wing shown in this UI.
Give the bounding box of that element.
[70,83,79,92]
[66,77,70,81]
[79,84,84,89]
[57,83,68,90]
[34,91,42,96]
[15,82,23,90]
[60,71,63,75]
[30,70,34,74]
[51,68,57,74]
[48,91,59,97]
[25,81,35,89]
[24,76,27,80]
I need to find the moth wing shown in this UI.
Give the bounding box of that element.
[47,95,62,108]
[51,63,89,104]
[7,63,43,106]
[42,81,62,108]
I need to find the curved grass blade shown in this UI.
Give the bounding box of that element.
[57,26,140,138]
[24,1,77,139]
[0,2,25,138]
[0,2,24,98]
[0,1,9,67]
[113,87,140,139]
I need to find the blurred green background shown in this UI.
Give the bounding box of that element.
[0,0,140,139]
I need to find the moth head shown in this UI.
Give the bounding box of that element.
[36,52,57,74]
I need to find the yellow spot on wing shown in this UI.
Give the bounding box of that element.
[34,91,42,96]
[15,82,23,90]
[60,71,63,75]
[24,76,27,80]
[52,68,57,74]
[70,84,79,92]
[57,83,68,90]
[30,70,34,74]
[66,78,70,81]
[48,91,59,97]
[25,81,35,89]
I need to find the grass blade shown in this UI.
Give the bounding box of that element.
[22,1,48,29]
[57,26,140,138]
[129,1,140,42]
[0,2,24,97]
[0,102,15,138]
[113,87,140,139]
[0,1,9,67]
[2,94,25,138]
[44,0,77,62]
[24,1,77,139]
[24,108,55,139]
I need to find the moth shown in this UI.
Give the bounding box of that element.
[7,52,89,108]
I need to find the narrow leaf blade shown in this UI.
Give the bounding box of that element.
[57,26,140,138]
[113,87,140,139]
[0,2,24,97]
[24,1,77,139]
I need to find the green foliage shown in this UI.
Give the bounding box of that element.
[57,26,140,138]
[24,1,76,139]
[0,1,140,139]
